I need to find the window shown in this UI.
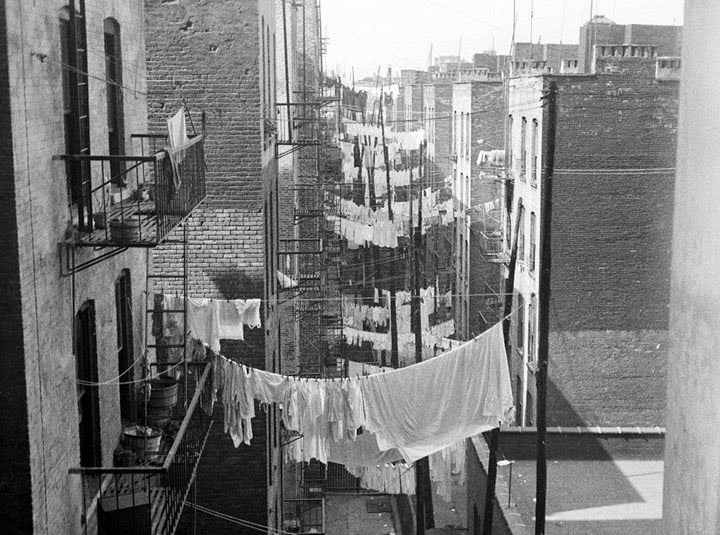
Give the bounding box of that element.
[520,117,527,180]
[515,376,523,426]
[530,212,537,273]
[104,19,125,186]
[76,301,101,467]
[115,270,134,421]
[507,115,513,176]
[466,112,471,158]
[453,111,458,154]
[526,392,534,426]
[528,293,537,362]
[516,293,525,353]
[460,112,465,159]
[60,4,92,228]
[530,119,538,185]
[517,207,525,265]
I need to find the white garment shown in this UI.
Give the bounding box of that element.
[167,108,190,149]
[360,322,513,463]
[235,299,262,328]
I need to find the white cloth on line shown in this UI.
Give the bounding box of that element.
[360,322,513,463]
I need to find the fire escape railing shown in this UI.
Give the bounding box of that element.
[69,361,213,535]
[56,135,206,247]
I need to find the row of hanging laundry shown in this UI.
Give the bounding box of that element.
[209,321,513,466]
[342,294,391,328]
[343,122,426,151]
[476,149,505,167]
[155,294,261,354]
[325,214,399,248]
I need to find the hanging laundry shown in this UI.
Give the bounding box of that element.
[429,441,466,503]
[361,322,513,463]
[157,294,261,354]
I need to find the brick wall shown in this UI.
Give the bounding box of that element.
[548,330,668,426]
[4,1,149,533]
[550,74,678,332]
[145,0,279,531]
[545,73,678,427]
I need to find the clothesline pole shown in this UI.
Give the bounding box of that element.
[379,89,400,367]
[535,79,558,535]
[412,141,434,534]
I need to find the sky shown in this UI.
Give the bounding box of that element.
[322,0,685,80]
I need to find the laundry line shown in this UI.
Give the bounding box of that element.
[210,319,514,465]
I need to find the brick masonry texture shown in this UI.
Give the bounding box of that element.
[4,1,149,533]
[145,0,280,531]
[546,72,677,426]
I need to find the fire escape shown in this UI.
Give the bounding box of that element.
[60,106,210,534]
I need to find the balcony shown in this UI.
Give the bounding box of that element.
[57,135,206,247]
[479,230,509,263]
[70,361,213,535]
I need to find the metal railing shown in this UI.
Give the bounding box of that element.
[70,361,213,535]
[283,498,325,534]
[57,135,206,247]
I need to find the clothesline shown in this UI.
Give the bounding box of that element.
[212,320,514,465]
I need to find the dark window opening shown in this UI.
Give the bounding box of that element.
[60,3,92,229]
[530,212,537,272]
[115,269,134,421]
[76,300,101,467]
[104,18,126,187]
[520,117,527,179]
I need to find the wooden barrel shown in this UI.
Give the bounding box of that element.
[148,378,178,410]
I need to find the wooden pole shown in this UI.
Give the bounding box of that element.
[535,79,558,535]
[412,141,434,534]
[379,92,399,368]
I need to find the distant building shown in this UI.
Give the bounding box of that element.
[451,81,505,340]
[512,42,579,74]
[578,15,682,73]
[507,44,679,427]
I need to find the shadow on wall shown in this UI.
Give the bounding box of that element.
[211,270,263,300]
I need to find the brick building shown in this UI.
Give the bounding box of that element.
[423,82,453,179]
[145,0,282,532]
[512,42,579,74]
[399,69,429,133]
[451,81,504,340]
[507,45,679,427]
[578,15,682,73]
[0,0,175,532]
